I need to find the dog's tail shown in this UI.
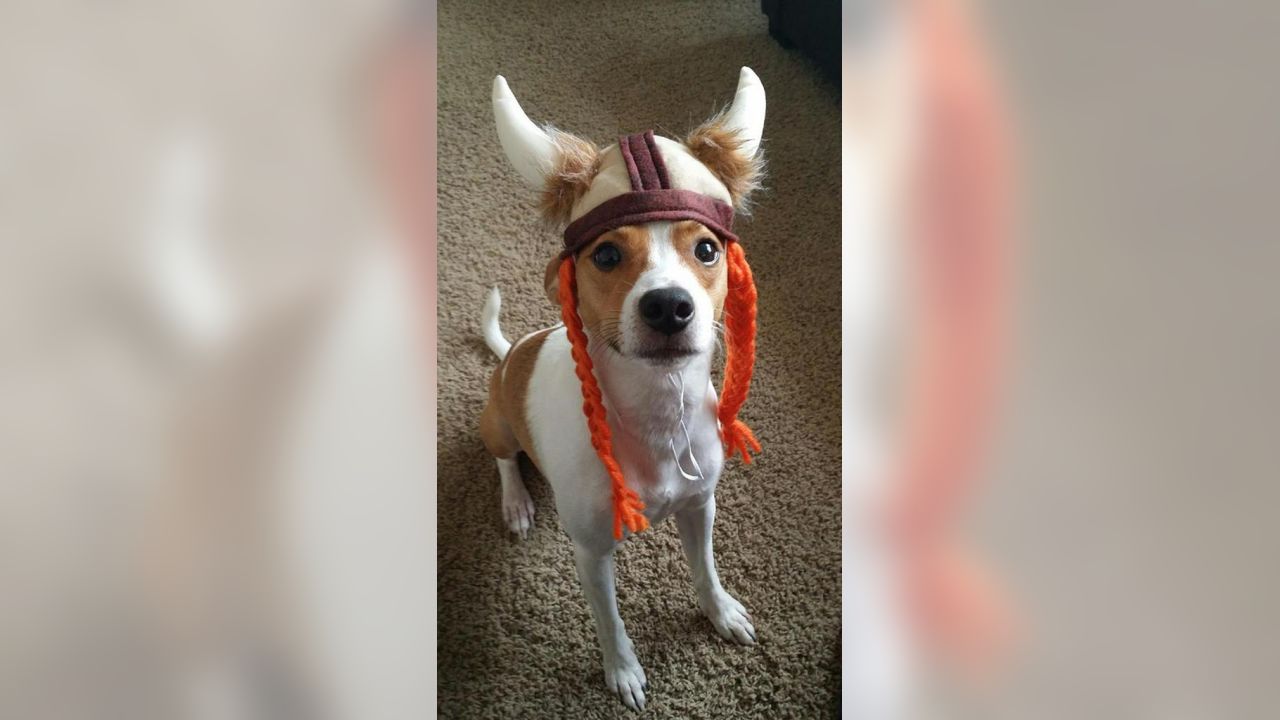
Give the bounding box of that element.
[481,287,512,360]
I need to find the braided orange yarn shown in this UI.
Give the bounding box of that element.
[718,242,762,462]
[557,257,649,540]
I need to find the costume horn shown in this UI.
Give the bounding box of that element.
[722,67,767,159]
[492,75,559,186]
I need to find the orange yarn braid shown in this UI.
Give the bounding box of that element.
[717,242,762,462]
[557,257,649,540]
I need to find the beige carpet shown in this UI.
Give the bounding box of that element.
[435,0,841,716]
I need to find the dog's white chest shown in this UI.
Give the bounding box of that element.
[523,329,724,539]
[603,365,724,525]
[622,423,723,524]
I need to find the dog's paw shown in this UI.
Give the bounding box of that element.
[501,486,535,539]
[603,652,648,711]
[704,592,757,645]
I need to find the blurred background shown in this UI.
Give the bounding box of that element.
[898,0,1280,718]
[2,0,1278,718]
[0,1,437,718]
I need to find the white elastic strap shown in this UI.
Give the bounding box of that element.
[667,372,705,481]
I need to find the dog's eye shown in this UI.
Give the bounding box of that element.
[592,242,622,270]
[694,239,720,265]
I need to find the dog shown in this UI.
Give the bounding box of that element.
[478,68,767,710]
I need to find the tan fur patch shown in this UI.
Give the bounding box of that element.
[538,129,601,227]
[573,226,651,350]
[670,220,729,319]
[684,113,765,211]
[480,328,554,469]
[479,369,519,459]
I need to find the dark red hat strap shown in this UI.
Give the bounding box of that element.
[563,189,737,258]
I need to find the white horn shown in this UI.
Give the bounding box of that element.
[492,75,558,187]
[723,67,767,158]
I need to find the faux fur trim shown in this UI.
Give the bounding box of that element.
[684,111,765,213]
[539,127,601,227]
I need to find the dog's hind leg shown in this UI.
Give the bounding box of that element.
[479,399,535,538]
[495,456,534,539]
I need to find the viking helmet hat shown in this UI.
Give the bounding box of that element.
[492,68,766,539]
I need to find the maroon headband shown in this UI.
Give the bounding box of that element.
[562,130,738,257]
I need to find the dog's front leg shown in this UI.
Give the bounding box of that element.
[573,543,647,710]
[675,497,757,645]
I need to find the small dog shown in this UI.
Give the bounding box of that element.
[479,68,766,710]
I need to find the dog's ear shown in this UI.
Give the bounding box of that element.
[544,255,562,304]
[493,76,600,227]
[685,67,767,212]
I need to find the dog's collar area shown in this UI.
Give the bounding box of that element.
[561,130,739,258]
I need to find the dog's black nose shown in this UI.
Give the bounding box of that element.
[638,287,695,336]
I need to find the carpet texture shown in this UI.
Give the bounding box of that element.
[436,1,841,716]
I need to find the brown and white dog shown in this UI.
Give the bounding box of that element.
[478,68,766,710]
